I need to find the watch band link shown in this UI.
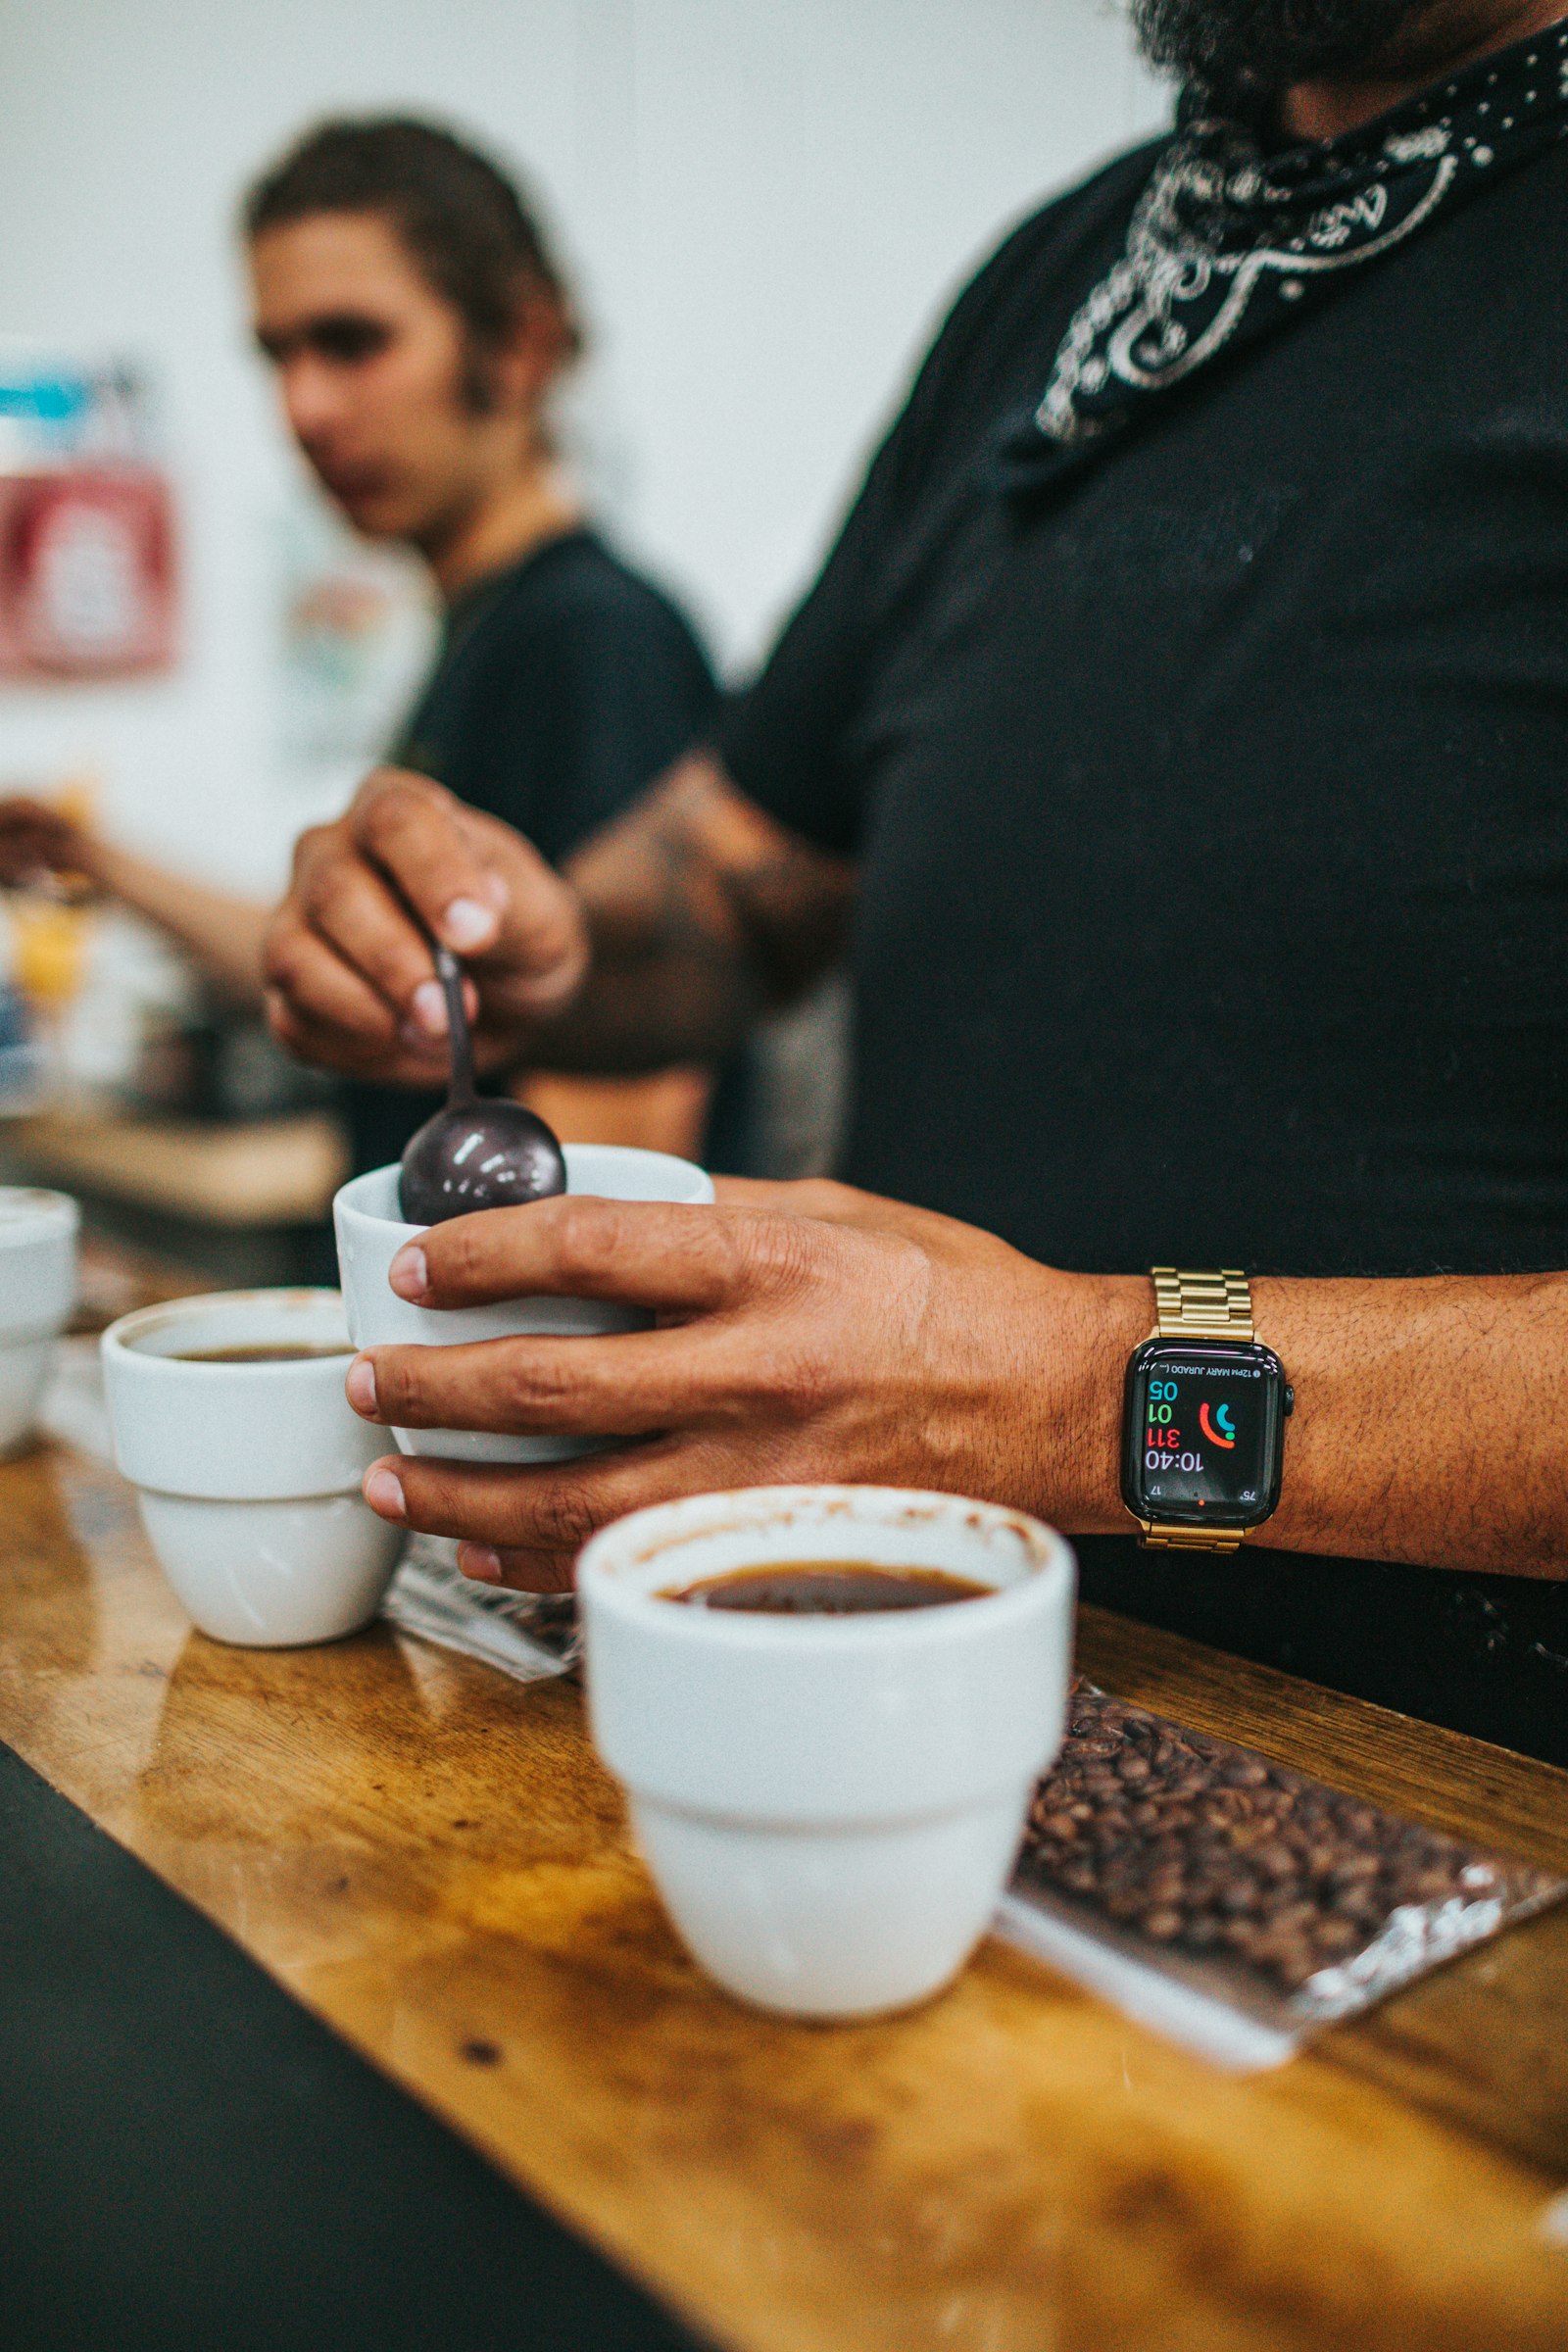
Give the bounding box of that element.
[1139,1521,1245,1555]
[1151,1266,1253,1345]
[1140,1266,1253,1554]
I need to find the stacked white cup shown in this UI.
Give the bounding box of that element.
[0,1187,78,1454]
[333,1144,714,1464]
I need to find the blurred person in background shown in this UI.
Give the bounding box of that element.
[0,116,723,1163]
[267,0,1568,1764]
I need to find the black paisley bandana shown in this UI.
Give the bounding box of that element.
[1000,18,1568,493]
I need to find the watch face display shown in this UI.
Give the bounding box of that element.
[1123,1342,1286,1529]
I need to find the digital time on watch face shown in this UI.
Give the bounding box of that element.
[1122,1341,1288,1529]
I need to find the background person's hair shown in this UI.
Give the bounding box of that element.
[243,116,582,409]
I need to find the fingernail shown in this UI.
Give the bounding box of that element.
[364,1465,406,1521]
[441,896,497,952]
[411,978,448,1035]
[345,1355,378,1415]
[389,1245,428,1299]
[459,1544,503,1584]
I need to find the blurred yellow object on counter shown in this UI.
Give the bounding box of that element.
[50,772,100,895]
[4,769,100,1013]
[9,892,92,1007]
[52,775,98,832]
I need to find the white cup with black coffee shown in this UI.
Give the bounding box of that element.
[101,1287,404,1646]
[578,1484,1075,2018]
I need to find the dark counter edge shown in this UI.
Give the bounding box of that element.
[0,1740,709,2352]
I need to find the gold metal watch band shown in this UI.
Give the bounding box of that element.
[1151,1266,1253,1345]
[1140,1266,1254,1554]
[1139,1521,1245,1554]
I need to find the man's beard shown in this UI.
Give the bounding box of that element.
[1131,0,1428,97]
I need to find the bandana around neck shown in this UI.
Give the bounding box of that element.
[1001,17,1568,493]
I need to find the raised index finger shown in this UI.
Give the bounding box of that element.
[353,770,509,956]
[393,1195,759,1316]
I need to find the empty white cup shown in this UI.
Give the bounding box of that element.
[101,1288,404,1646]
[332,1146,715,1465]
[0,1187,78,1455]
[579,1485,1075,2019]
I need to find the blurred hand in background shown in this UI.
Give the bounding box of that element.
[0,797,96,894]
[0,793,270,1007]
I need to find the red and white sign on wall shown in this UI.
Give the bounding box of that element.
[0,356,178,679]
[0,469,177,676]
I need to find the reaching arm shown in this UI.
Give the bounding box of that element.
[262,755,856,1088]
[548,753,856,1070]
[85,841,271,1006]
[334,1179,1568,1591]
[1242,1267,1567,1577]
[0,797,270,1005]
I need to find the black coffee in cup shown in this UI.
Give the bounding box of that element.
[662,1562,991,1613]
[171,1343,354,1363]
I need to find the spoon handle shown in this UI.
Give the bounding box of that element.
[434,946,477,1102]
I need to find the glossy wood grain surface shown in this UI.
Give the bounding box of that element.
[3,1434,1566,2352]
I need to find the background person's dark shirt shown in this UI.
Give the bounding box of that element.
[345,528,717,1176]
[716,138,1568,1763]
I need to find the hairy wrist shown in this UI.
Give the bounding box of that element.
[1069,1271,1153,1534]
[1011,1266,1150,1537]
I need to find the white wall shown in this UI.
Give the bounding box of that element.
[0,0,1165,890]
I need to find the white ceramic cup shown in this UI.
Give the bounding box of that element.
[0,1187,79,1455]
[101,1288,405,1647]
[333,1146,715,1465]
[579,1484,1076,2019]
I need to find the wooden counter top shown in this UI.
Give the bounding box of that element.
[8,1106,347,1226]
[2,1432,1566,2352]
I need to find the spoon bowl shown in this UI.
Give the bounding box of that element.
[397,947,566,1224]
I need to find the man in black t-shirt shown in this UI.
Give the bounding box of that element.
[244,119,718,1173]
[266,1,1568,1763]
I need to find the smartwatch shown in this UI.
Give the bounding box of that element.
[1121,1267,1293,1553]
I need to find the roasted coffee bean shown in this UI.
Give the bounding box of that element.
[1021,1683,1557,2003]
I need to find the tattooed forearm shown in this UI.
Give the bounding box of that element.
[524,754,857,1074]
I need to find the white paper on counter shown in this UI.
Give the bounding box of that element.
[41,1334,115,1462]
[381,1536,577,1685]
[993,1888,1299,2073]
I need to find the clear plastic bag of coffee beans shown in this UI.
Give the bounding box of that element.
[997,1684,1564,2070]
